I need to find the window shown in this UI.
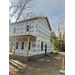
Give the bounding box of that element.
[29,42,31,50]
[16,42,18,49]
[26,25,29,31]
[14,28,16,33]
[21,42,24,50]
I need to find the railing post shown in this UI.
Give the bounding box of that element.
[26,37,30,56]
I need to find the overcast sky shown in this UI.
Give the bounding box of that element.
[33,0,65,25]
[10,0,65,25]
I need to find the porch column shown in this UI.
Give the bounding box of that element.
[26,37,30,56]
[14,38,16,55]
[9,42,11,52]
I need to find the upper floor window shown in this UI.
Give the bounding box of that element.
[26,25,29,31]
[14,28,16,33]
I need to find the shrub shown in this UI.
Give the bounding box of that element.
[52,38,61,51]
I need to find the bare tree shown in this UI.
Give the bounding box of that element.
[9,0,36,22]
[52,19,65,38]
[51,19,65,51]
[18,12,45,21]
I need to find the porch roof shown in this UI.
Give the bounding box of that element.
[9,34,37,39]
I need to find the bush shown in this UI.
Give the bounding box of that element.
[52,38,61,51]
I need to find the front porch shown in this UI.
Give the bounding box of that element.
[9,34,37,57]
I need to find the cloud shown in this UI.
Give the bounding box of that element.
[34,0,65,24]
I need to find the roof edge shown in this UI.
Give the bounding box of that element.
[10,16,52,31]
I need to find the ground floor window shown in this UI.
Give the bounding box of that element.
[16,42,18,49]
[29,42,31,50]
[21,42,24,50]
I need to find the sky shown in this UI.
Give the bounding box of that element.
[10,0,65,26]
[33,0,65,25]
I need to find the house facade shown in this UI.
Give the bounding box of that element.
[9,17,53,56]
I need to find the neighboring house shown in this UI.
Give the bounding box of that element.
[9,17,53,57]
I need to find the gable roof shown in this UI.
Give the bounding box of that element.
[10,17,52,31]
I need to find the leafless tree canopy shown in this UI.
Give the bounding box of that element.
[9,0,36,22]
[19,12,45,21]
[51,19,65,39]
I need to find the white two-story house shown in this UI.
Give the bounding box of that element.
[9,17,53,57]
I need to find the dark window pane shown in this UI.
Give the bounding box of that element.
[21,42,24,50]
[16,46,18,49]
[22,42,24,45]
[29,42,31,50]
[26,25,29,31]
[16,42,18,49]
[16,42,18,45]
[21,46,24,50]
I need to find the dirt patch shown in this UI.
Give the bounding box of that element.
[9,52,65,75]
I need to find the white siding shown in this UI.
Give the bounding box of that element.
[9,19,37,36]
[9,18,53,56]
[35,18,53,53]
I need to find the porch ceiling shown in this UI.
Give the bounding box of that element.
[9,34,37,39]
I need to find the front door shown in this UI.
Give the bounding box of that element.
[45,44,47,54]
[41,42,43,51]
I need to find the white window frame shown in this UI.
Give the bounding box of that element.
[21,41,25,50]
